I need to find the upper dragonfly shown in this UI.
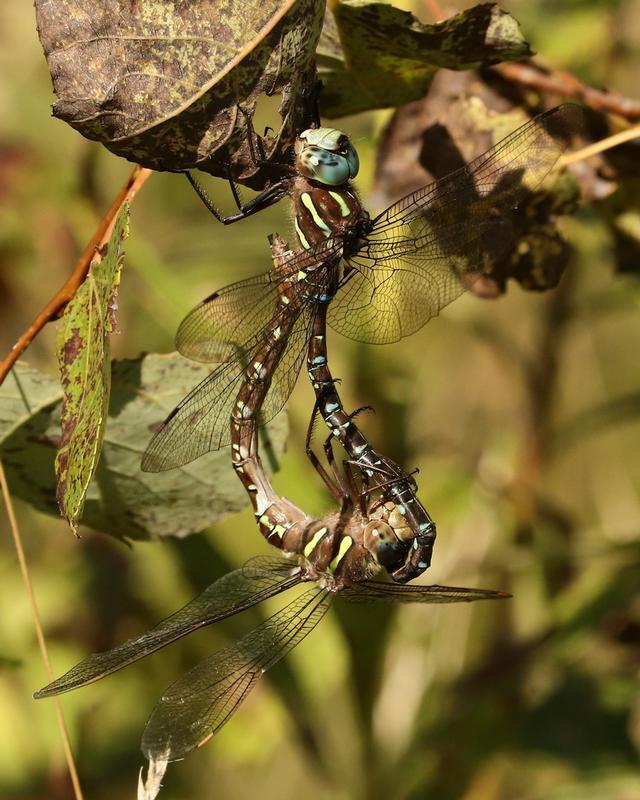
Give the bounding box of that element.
[142,104,583,473]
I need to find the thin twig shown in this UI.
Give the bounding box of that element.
[0,460,85,800]
[421,1,640,123]
[494,62,640,122]
[0,165,153,387]
[559,123,640,167]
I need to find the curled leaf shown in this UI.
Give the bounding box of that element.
[55,204,128,532]
[318,1,532,118]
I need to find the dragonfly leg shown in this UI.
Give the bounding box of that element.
[185,172,289,224]
[305,399,349,503]
[304,79,323,129]
[347,405,376,420]
[236,105,296,176]
[226,164,244,211]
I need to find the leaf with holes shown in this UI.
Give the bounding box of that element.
[0,357,289,540]
[35,0,324,188]
[318,2,532,118]
[55,205,128,533]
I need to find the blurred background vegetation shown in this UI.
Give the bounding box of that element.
[1,0,639,798]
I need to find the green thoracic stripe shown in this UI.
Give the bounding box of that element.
[304,526,328,557]
[328,191,351,217]
[294,217,310,250]
[329,536,353,572]
[301,192,332,237]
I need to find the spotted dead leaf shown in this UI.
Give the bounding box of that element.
[35,0,324,187]
[318,1,532,118]
[55,205,128,533]
[0,358,289,540]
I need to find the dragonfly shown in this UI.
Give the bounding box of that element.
[34,516,508,763]
[178,226,436,583]
[142,104,583,479]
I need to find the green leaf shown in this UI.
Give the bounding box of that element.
[35,0,324,187]
[318,2,532,118]
[0,364,62,443]
[0,357,289,540]
[55,204,128,533]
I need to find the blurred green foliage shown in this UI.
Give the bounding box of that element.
[0,1,639,799]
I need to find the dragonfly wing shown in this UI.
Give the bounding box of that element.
[330,104,584,343]
[142,300,316,471]
[176,272,279,363]
[142,334,263,471]
[176,240,345,363]
[341,581,511,603]
[33,556,303,698]
[141,587,332,762]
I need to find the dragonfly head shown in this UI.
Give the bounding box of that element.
[363,497,437,583]
[363,500,422,576]
[362,517,409,574]
[295,127,359,186]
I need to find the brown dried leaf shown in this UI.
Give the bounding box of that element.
[373,70,584,296]
[35,0,325,187]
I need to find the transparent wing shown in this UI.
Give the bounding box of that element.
[176,272,280,363]
[176,240,345,363]
[34,557,303,699]
[330,104,584,343]
[141,587,331,762]
[341,581,510,604]
[142,300,317,472]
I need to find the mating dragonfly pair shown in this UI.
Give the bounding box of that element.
[36,102,583,763]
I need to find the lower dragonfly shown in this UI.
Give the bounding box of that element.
[141,105,583,481]
[35,390,509,763]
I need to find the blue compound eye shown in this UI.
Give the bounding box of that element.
[298,128,360,185]
[343,141,359,179]
[375,540,407,571]
[302,147,352,186]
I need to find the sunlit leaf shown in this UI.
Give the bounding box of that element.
[318,2,532,118]
[54,204,128,533]
[0,357,288,539]
[35,0,325,187]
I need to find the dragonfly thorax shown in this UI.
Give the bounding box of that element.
[291,179,364,250]
[295,127,359,186]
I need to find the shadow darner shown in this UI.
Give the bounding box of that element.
[195,228,436,582]
[142,104,583,479]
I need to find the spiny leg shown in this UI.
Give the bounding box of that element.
[305,398,349,503]
[185,171,288,225]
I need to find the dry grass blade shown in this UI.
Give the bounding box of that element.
[138,755,169,800]
[0,460,84,800]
